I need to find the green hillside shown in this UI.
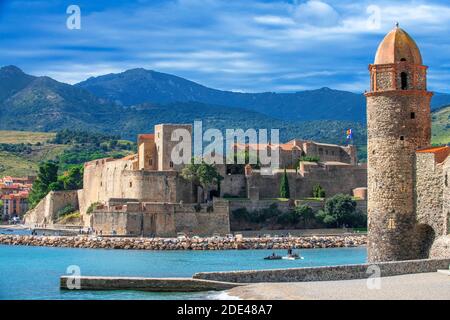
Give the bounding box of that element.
[0,130,55,144]
[431,105,450,145]
[0,151,38,177]
[0,130,135,177]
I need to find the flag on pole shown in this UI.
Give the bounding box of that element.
[346,129,353,140]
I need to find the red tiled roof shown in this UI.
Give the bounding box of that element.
[138,134,155,140]
[417,146,450,164]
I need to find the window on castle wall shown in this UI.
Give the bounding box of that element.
[129,182,132,188]
[401,72,408,90]
[411,112,416,119]
[149,158,153,166]
[400,58,407,62]
[400,136,405,141]
[170,161,174,168]
[445,174,448,187]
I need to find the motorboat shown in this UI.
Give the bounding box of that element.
[264,254,282,260]
[282,254,304,260]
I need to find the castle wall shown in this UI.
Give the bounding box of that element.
[415,153,446,236]
[90,199,230,237]
[247,164,366,200]
[302,143,356,165]
[24,190,79,225]
[81,158,194,215]
[155,124,192,171]
[138,136,157,170]
[444,158,450,235]
[221,174,247,197]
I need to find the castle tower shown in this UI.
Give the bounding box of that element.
[365,25,433,262]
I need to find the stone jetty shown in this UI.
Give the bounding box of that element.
[0,234,366,250]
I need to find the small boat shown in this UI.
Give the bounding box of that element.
[282,254,304,260]
[264,254,282,260]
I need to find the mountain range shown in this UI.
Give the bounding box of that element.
[0,65,449,150]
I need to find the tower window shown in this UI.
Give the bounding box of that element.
[400,136,405,141]
[169,161,174,168]
[410,112,415,119]
[388,218,396,230]
[401,72,408,90]
[400,58,407,62]
[149,158,153,166]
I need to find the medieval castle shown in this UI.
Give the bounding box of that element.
[25,25,449,262]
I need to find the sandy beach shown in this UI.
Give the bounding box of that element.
[227,272,450,300]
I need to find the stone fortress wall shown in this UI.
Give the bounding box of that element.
[24,190,79,225]
[89,198,230,237]
[80,156,195,215]
[244,163,367,200]
[415,148,450,258]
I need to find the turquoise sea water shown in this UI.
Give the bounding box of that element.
[0,244,367,300]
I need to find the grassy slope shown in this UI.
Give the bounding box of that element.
[0,131,134,177]
[431,106,450,145]
[0,151,37,176]
[0,131,68,176]
[0,144,70,177]
[0,130,55,144]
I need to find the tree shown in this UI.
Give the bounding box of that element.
[59,165,84,190]
[315,194,366,228]
[295,204,315,228]
[28,162,85,209]
[279,168,290,199]
[181,160,222,202]
[313,184,325,198]
[28,161,59,208]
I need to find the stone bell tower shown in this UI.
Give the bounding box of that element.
[365,25,433,262]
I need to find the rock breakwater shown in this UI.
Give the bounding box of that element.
[0,234,366,250]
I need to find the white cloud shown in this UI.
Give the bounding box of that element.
[253,15,295,26]
[292,0,340,27]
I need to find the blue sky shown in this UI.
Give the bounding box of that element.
[1,0,450,93]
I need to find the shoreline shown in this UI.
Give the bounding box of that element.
[0,234,366,250]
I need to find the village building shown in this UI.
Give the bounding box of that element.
[0,176,34,219]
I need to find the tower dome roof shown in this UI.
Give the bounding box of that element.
[374,25,422,65]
